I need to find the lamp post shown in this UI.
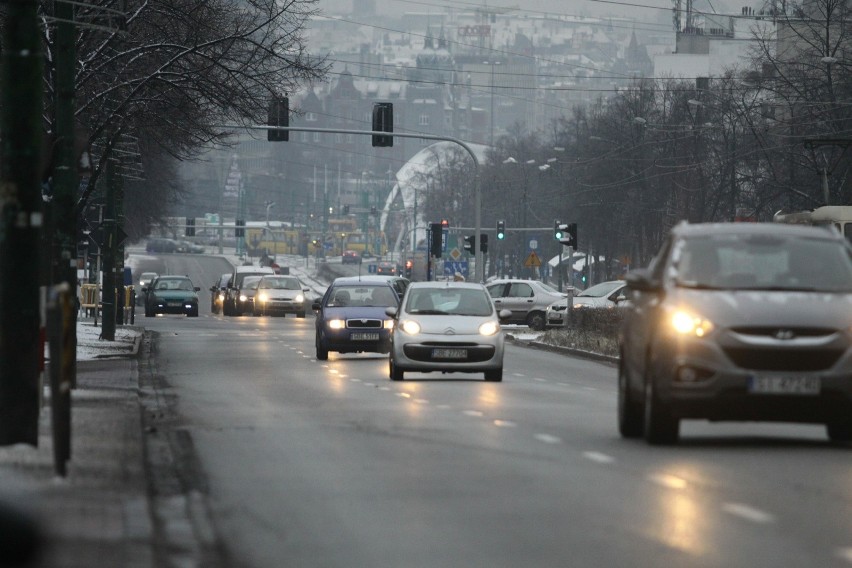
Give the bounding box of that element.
[484,60,501,147]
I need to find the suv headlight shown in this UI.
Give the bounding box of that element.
[328,319,345,330]
[479,321,500,336]
[239,294,248,302]
[671,310,714,337]
[258,293,269,303]
[400,320,421,335]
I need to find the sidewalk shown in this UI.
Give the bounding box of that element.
[0,322,155,568]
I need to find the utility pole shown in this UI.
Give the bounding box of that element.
[0,0,43,445]
[101,157,117,341]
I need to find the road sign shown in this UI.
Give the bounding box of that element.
[529,235,540,251]
[524,251,542,268]
[443,260,469,278]
[449,247,461,260]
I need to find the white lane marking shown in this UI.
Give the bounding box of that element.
[534,378,547,383]
[378,386,390,391]
[647,473,688,489]
[396,392,411,398]
[363,382,375,387]
[583,451,615,464]
[463,410,483,417]
[558,382,569,386]
[436,404,452,410]
[534,434,562,444]
[512,373,526,377]
[328,369,339,375]
[350,378,361,382]
[198,333,219,337]
[722,503,775,524]
[583,386,598,391]
[493,420,517,428]
[836,548,852,563]
[414,399,429,404]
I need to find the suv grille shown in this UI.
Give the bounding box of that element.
[347,319,381,329]
[723,347,844,371]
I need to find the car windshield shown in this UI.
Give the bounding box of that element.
[156,278,193,291]
[577,281,624,297]
[405,288,494,316]
[673,234,852,291]
[536,282,562,295]
[242,277,261,290]
[260,277,301,290]
[326,285,398,307]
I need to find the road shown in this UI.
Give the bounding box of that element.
[133,252,852,568]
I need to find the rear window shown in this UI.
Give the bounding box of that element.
[326,285,398,307]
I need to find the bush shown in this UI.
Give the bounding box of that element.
[541,308,624,358]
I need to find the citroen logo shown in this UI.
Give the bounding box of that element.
[773,329,795,340]
[444,327,456,335]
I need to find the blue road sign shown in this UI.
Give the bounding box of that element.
[443,260,469,278]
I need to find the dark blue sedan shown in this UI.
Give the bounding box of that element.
[313,279,400,360]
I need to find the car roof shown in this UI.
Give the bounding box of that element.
[334,275,407,284]
[672,221,844,240]
[156,275,191,280]
[407,281,486,290]
[235,265,274,274]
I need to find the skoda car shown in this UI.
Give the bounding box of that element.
[312,277,400,360]
[254,275,309,317]
[619,222,852,445]
[386,282,511,381]
[143,275,200,317]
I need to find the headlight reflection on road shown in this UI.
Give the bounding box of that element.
[647,471,706,557]
[478,385,502,408]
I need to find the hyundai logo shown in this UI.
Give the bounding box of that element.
[773,329,796,340]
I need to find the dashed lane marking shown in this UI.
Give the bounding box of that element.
[414,399,429,404]
[647,473,688,490]
[350,378,361,382]
[378,386,391,391]
[436,404,452,410]
[534,434,562,444]
[583,451,614,464]
[396,392,411,399]
[836,548,852,563]
[463,410,484,417]
[722,503,775,524]
[512,373,526,377]
[534,378,547,382]
[493,420,517,428]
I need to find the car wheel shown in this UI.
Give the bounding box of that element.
[526,311,546,331]
[618,360,644,438]
[484,368,503,382]
[827,422,852,444]
[223,301,232,316]
[145,307,153,317]
[643,377,679,445]
[188,308,199,317]
[297,311,306,318]
[315,334,329,361]
[389,358,404,381]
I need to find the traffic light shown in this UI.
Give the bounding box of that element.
[185,217,195,237]
[429,222,443,257]
[372,102,393,147]
[404,259,413,278]
[267,96,289,142]
[235,219,245,237]
[463,235,476,254]
[441,219,449,229]
[496,220,505,240]
[554,220,563,240]
[562,223,578,248]
[370,206,377,216]
[343,205,350,215]
[480,234,488,253]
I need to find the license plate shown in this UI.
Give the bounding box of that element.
[350,332,379,341]
[748,376,820,395]
[432,348,467,359]
[167,301,182,307]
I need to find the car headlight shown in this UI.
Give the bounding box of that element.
[479,321,500,336]
[295,294,305,303]
[573,303,589,309]
[239,294,248,302]
[328,319,346,330]
[258,293,268,303]
[400,320,421,335]
[218,293,225,301]
[671,310,714,337]
[383,319,395,330]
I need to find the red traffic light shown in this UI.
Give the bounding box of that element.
[441,219,449,228]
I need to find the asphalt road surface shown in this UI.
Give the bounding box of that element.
[134,251,852,568]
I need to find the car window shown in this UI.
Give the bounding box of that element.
[537,282,561,295]
[326,285,397,307]
[508,283,533,298]
[486,284,505,298]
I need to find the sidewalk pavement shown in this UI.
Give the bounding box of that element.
[0,322,154,568]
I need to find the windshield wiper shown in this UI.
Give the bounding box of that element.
[411,309,449,315]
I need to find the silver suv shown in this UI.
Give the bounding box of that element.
[485,279,568,330]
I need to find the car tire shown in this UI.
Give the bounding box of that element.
[484,368,502,382]
[145,307,153,317]
[297,311,306,318]
[316,334,329,361]
[827,422,852,444]
[526,311,546,331]
[618,360,644,438]
[223,301,232,316]
[188,308,199,317]
[389,358,404,381]
[643,377,679,445]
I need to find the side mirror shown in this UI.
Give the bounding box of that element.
[498,309,512,321]
[303,287,310,292]
[141,287,148,293]
[385,306,398,318]
[209,286,217,292]
[194,287,201,292]
[625,269,659,292]
[312,300,322,311]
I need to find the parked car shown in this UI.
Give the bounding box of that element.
[572,280,630,310]
[223,265,275,316]
[136,272,158,306]
[385,282,512,382]
[619,221,852,445]
[485,279,568,330]
[254,275,309,317]
[143,275,200,317]
[341,250,361,264]
[145,237,177,253]
[312,277,400,360]
[209,273,231,314]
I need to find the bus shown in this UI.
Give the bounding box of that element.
[774,206,852,242]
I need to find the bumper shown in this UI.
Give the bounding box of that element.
[649,337,852,424]
[546,309,568,327]
[151,302,197,315]
[390,333,504,373]
[257,300,305,315]
[321,329,392,354]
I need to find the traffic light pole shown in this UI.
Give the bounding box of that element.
[220,124,485,281]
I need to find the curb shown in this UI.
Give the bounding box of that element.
[506,335,619,365]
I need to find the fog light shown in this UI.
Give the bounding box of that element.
[675,366,713,383]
